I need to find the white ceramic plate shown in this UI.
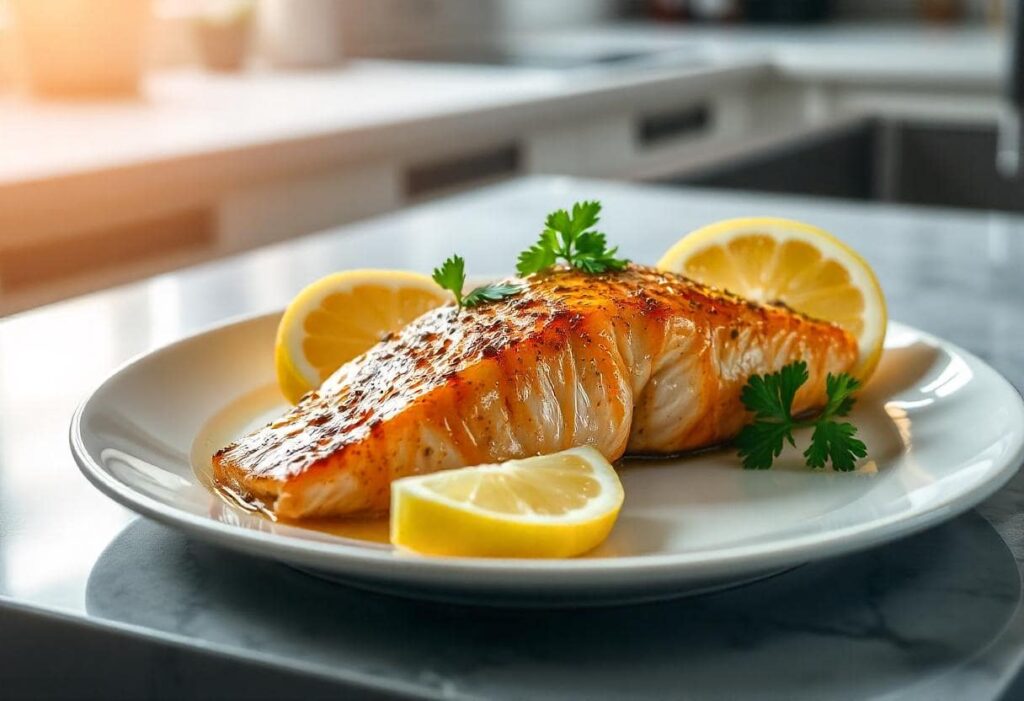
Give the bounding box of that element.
[71,314,1024,606]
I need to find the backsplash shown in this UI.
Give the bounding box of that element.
[336,0,620,54]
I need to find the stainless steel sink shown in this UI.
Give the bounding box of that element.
[353,43,708,71]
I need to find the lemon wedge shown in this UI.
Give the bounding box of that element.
[275,269,449,404]
[657,217,887,382]
[390,446,624,558]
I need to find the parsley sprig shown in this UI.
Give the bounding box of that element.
[736,361,867,471]
[516,201,629,276]
[432,254,521,312]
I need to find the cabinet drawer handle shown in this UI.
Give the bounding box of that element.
[404,144,520,198]
[637,104,711,146]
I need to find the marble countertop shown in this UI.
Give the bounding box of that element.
[526,23,1005,86]
[0,23,1003,188]
[2,177,1024,699]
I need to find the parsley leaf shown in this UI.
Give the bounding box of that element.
[736,420,795,471]
[516,200,629,276]
[568,200,601,235]
[432,254,466,305]
[822,372,859,417]
[432,254,521,312]
[736,361,867,471]
[463,282,523,308]
[740,361,808,422]
[516,231,558,277]
[804,420,867,472]
[735,361,805,470]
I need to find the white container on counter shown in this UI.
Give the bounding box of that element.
[260,0,343,68]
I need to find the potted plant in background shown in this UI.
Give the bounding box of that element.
[193,0,254,73]
[10,0,150,97]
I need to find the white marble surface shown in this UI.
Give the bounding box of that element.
[523,23,1005,86]
[0,53,762,187]
[2,177,1024,698]
[0,23,1003,187]
[0,62,564,185]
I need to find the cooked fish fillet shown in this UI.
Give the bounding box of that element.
[214,265,858,518]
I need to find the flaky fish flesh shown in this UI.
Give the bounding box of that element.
[214,265,857,517]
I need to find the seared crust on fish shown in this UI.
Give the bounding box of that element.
[214,265,857,517]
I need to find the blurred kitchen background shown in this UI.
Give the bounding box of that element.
[0,0,1015,315]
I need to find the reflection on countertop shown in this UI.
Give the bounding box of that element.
[85,511,1019,700]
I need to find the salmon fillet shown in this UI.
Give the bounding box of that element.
[214,265,858,518]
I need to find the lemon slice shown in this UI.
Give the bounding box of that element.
[275,269,449,404]
[390,446,624,558]
[657,217,887,381]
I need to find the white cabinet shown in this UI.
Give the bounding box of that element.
[218,164,401,252]
[520,75,824,183]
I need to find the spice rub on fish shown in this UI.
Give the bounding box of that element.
[214,265,858,518]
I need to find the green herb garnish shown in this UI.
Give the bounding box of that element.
[516,201,629,276]
[432,254,521,312]
[736,361,867,471]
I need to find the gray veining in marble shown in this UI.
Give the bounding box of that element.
[1,176,1023,698]
[84,514,1019,700]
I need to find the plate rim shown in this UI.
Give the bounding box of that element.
[70,314,1024,582]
